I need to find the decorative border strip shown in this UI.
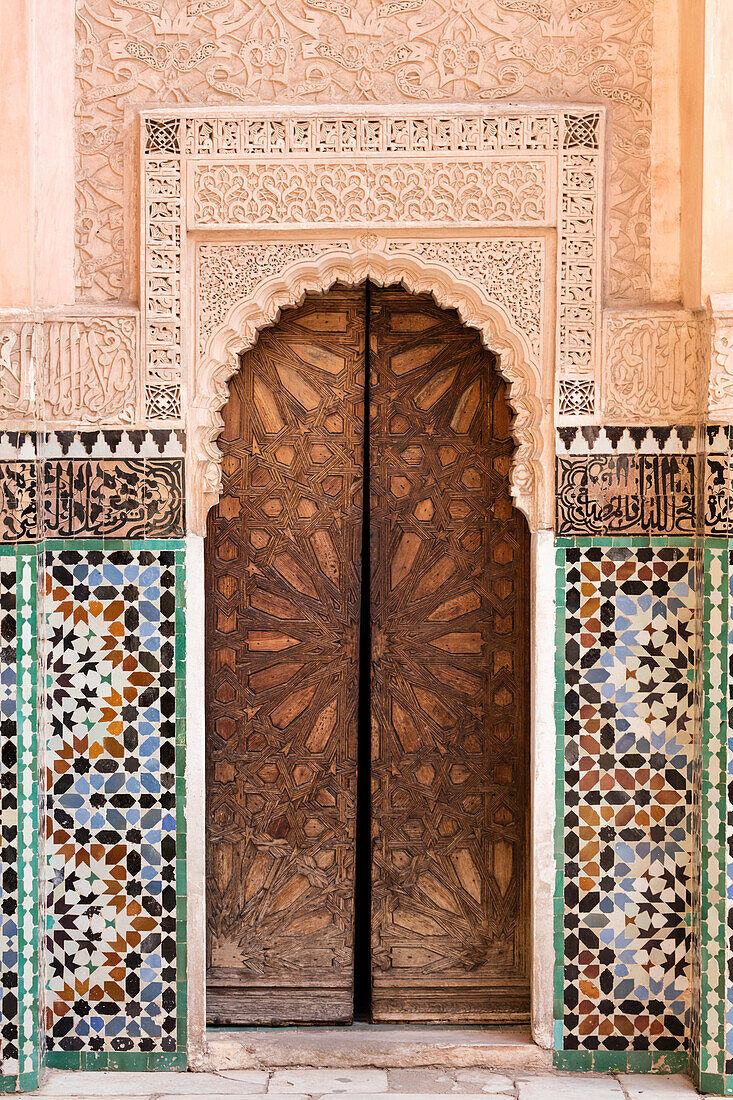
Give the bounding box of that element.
[0,547,40,1092]
[16,550,39,1091]
[555,454,696,536]
[0,459,185,542]
[556,426,699,454]
[694,543,729,1093]
[0,431,185,460]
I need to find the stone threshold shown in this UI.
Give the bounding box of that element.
[196,1026,552,1072]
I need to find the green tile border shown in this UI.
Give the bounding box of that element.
[44,1051,187,1072]
[553,1051,689,1073]
[696,546,729,1086]
[553,543,567,1053]
[550,1047,686,1073]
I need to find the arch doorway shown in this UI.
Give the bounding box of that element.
[204,283,530,1027]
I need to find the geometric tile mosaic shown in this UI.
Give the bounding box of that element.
[43,544,186,1069]
[555,541,694,1071]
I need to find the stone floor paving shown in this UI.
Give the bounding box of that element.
[26,1069,715,1099]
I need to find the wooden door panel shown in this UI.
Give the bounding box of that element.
[205,288,364,1025]
[369,288,530,1023]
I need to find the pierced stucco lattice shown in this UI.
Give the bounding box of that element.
[197,242,350,350]
[385,238,545,360]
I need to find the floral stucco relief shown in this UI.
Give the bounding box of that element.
[76,0,652,302]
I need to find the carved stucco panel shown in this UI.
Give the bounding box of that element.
[143,107,601,424]
[191,239,553,536]
[190,157,554,227]
[0,319,37,422]
[602,310,704,425]
[42,314,139,424]
[75,0,652,303]
[708,295,733,423]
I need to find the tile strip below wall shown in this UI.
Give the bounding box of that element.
[554,536,693,1075]
[43,541,187,1072]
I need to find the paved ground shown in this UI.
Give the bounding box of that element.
[28,1068,714,1099]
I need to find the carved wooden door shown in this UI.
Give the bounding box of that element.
[205,288,364,1025]
[368,288,530,1022]
[206,283,529,1026]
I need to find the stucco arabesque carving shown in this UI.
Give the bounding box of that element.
[602,310,706,425]
[192,240,552,536]
[0,311,139,426]
[42,313,139,424]
[74,0,652,303]
[191,158,553,227]
[708,294,733,424]
[0,315,36,422]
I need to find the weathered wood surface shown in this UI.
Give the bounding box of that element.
[205,285,530,1025]
[205,288,365,1024]
[368,288,530,1023]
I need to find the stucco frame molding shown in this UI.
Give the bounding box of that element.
[140,104,606,535]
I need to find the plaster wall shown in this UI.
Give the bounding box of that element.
[702,0,733,297]
[0,0,33,308]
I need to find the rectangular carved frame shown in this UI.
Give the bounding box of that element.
[141,105,606,441]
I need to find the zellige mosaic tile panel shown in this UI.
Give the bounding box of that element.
[555,542,694,1071]
[44,544,186,1069]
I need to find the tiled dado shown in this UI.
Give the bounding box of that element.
[0,547,40,1091]
[554,539,694,1074]
[44,542,187,1071]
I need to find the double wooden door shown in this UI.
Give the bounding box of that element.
[205,285,529,1026]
